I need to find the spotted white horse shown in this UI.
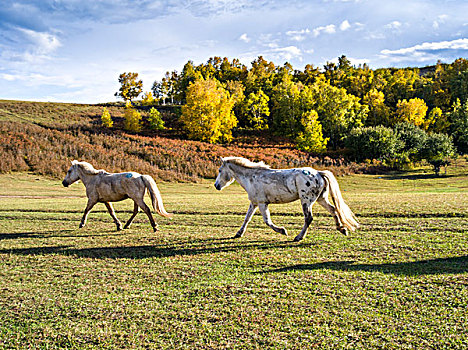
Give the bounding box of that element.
[214,157,359,242]
[62,160,170,232]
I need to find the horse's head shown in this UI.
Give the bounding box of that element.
[214,158,235,191]
[62,160,81,187]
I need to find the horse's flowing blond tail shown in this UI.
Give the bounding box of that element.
[142,175,171,218]
[319,171,359,232]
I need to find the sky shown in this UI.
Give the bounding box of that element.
[0,0,467,104]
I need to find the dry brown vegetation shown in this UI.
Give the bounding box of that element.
[0,100,359,182]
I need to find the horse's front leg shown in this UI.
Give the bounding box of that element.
[258,203,287,236]
[79,199,97,228]
[234,203,258,238]
[104,202,123,231]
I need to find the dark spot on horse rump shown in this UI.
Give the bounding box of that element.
[301,189,305,192]
[306,181,311,187]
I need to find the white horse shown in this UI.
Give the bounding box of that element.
[62,160,170,232]
[214,157,359,242]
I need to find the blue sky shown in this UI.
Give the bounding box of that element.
[1,0,467,103]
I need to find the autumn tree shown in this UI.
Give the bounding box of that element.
[363,88,390,126]
[448,99,468,154]
[295,110,328,153]
[124,102,142,132]
[101,107,113,128]
[270,75,302,136]
[115,72,143,102]
[243,89,270,129]
[396,98,428,127]
[425,107,449,133]
[152,71,178,105]
[181,77,237,143]
[141,91,155,106]
[307,78,368,148]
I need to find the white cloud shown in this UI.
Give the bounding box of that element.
[313,24,336,37]
[286,28,310,41]
[381,38,468,55]
[433,14,449,29]
[239,33,250,43]
[327,56,369,66]
[340,20,351,31]
[380,38,468,62]
[18,28,61,54]
[270,46,302,61]
[384,21,402,30]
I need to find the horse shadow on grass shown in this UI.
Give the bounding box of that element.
[261,256,468,276]
[0,237,315,260]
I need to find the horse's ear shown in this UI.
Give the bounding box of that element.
[71,160,78,165]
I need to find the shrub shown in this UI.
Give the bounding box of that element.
[148,108,165,130]
[420,133,455,175]
[394,122,427,161]
[345,126,403,163]
[101,107,113,128]
[124,102,142,132]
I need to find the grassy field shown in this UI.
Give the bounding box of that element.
[0,170,467,349]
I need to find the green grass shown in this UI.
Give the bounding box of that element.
[0,172,467,349]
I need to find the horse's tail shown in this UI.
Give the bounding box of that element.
[141,175,171,218]
[319,170,359,232]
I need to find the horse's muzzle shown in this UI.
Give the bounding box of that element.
[214,183,221,190]
[62,180,69,187]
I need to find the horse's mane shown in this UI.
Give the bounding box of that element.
[73,161,105,175]
[223,157,270,169]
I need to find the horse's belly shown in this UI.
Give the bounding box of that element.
[99,194,129,202]
[257,187,298,204]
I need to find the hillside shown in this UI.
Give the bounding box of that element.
[0,100,357,182]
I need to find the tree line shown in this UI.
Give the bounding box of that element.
[111,56,468,173]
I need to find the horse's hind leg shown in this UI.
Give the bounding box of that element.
[104,202,123,231]
[123,202,139,229]
[317,194,348,236]
[258,203,287,236]
[134,198,158,232]
[234,203,258,238]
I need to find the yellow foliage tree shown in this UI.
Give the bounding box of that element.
[181,78,238,143]
[141,91,155,106]
[296,110,328,152]
[363,88,390,126]
[396,98,428,127]
[124,102,142,132]
[101,107,113,128]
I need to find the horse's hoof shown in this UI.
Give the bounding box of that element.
[339,227,349,236]
[293,236,302,242]
[153,227,159,232]
[233,232,243,239]
[116,226,123,231]
[280,228,288,236]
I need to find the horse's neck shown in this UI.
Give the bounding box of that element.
[77,169,98,186]
[230,164,260,189]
